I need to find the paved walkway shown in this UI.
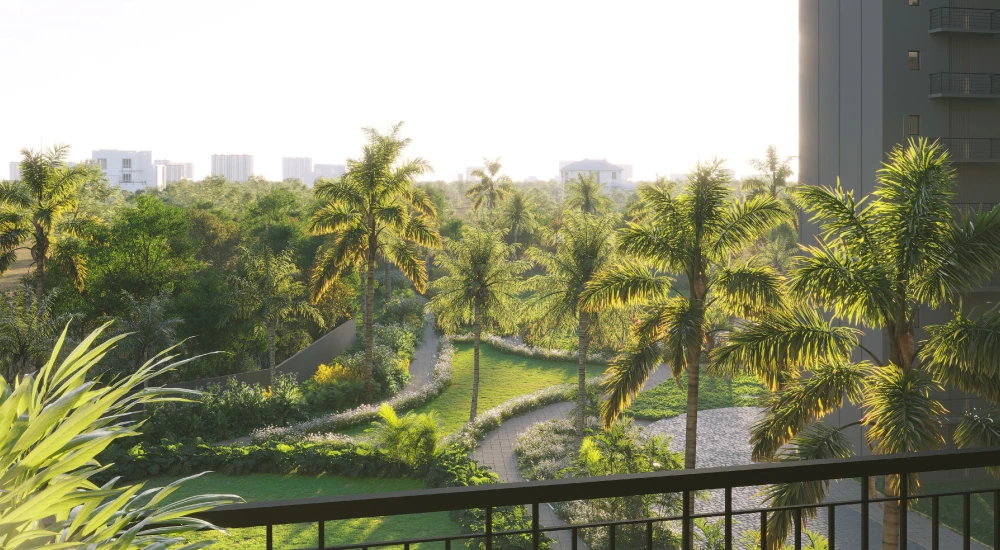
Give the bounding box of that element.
[405,312,438,391]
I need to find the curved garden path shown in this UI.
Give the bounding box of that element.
[405,313,438,391]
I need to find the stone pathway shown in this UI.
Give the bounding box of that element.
[405,312,438,391]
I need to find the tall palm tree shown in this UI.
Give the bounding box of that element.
[526,213,616,438]
[713,139,1000,550]
[428,228,529,421]
[0,145,98,301]
[0,284,76,382]
[499,188,538,251]
[582,159,786,471]
[224,246,325,369]
[309,122,441,400]
[565,174,613,215]
[104,289,182,374]
[466,157,512,212]
[742,145,795,199]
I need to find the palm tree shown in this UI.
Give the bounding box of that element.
[428,228,530,420]
[582,159,786,471]
[104,289,182,374]
[0,145,98,301]
[526,213,616,438]
[565,174,613,215]
[466,157,512,212]
[499,188,538,251]
[309,122,441,400]
[0,284,76,382]
[713,139,1000,550]
[741,145,795,199]
[224,246,325,369]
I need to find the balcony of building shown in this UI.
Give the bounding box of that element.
[930,73,1000,99]
[929,7,1000,34]
[195,448,1000,550]
[937,138,1000,163]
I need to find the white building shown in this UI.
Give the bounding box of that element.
[282,157,314,184]
[314,164,346,181]
[211,154,254,182]
[91,149,161,192]
[464,166,484,182]
[154,160,194,184]
[9,161,19,181]
[559,159,630,186]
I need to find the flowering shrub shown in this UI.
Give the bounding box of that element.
[514,419,582,481]
[313,363,356,384]
[253,338,455,443]
[380,295,426,329]
[450,333,611,364]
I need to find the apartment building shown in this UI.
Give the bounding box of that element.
[91,149,162,192]
[800,0,1000,460]
[282,157,314,184]
[211,154,254,182]
[153,160,194,184]
[314,163,346,181]
[8,161,18,181]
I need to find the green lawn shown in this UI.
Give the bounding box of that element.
[626,366,768,420]
[147,473,460,549]
[909,478,1000,547]
[404,342,605,434]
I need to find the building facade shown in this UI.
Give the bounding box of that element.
[559,159,631,186]
[800,0,1000,460]
[9,161,18,181]
[91,149,161,192]
[282,157,314,183]
[314,163,346,181]
[154,159,194,184]
[211,154,254,182]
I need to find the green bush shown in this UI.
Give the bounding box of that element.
[380,296,425,329]
[369,404,439,468]
[340,343,411,399]
[142,373,308,443]
[301,376,365,413]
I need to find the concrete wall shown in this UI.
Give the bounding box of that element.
[170,319,357,390]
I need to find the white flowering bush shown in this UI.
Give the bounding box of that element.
[445,376,605,452]
[450,333,612,365]
[514,419,579,480]
[252,338,454,443]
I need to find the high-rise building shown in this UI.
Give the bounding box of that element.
[8,161,19,181]
[282,157,314,184]
[314,164,346,181]
[154,159,194,184]
[465,166,485,182]
[91,149,161,192]
[800,0,1000,456]
[211,154,254,182]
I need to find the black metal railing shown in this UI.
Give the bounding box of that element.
[930,73,1000,98]
[195,447,1000,550]
[930,7,1000,33]
[938,138,1000,162]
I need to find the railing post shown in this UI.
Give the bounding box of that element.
[318,520,325,550]
[964,492,971,550]
[646,519,654,550]
[532,502,540,550]
[794,507,802,550]
[828,504,835,550]
[861,476,869,550]
[994,491,1000,550]
[725,487,733,550]
[899,472,908,550]
[571,526,578,550]
[608,523,616,550]
[682,489,692,550]
[266,524,273,550]
[932,495,939,550]
[760,511,767,550]
[486,506,493,550]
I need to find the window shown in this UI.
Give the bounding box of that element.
[122,173,132,183]
[96,158,107,170]
[122,158,132,169]
[909,0,918,5]
[907,115,920,136]
[611,171,618,180]
[908,51,919,71]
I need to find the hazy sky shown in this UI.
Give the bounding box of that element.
[0,1,798,182]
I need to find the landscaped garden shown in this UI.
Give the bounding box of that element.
[627,366,768,421]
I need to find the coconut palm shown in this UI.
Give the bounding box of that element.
[104,289,182,376]
[309,122,441,401]
[526,213,617,438]
[0,145,100,300]
[499,188,538,251]
[565,174,613,215]
[224,246,325,369]
[582,159,787,471]
[713,138,1000,550]
[428,228,530,420]
[0,323,240,548]
[742,145,795,199]
[0,284,76,383]
[466,157,512,212]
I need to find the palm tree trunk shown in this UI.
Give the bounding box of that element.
[684,346,700,470]
[881,479,902,550]
[364,255,375,401]
[576,311,590,440]
[34,257,45,305]
[384,257,391,298]
[267,321,277,369]
[470,303,481,421]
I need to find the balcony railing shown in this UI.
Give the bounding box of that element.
[930,73,1000,98]
[938,138,1000,162]
[195,447,1000,550]
[930,7,1000,33]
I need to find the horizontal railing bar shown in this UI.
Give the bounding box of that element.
[195,447,1000,528]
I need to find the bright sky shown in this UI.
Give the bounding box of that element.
[0,1,798,182]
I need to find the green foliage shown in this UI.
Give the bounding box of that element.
[369,404,439,468]
[339,342,411,400]
[0,323,239,548]
[466,157,512,212]
[564,173,613,215]
[142,373,309,443]
[627,366,768,420]
[0,284,77,382]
